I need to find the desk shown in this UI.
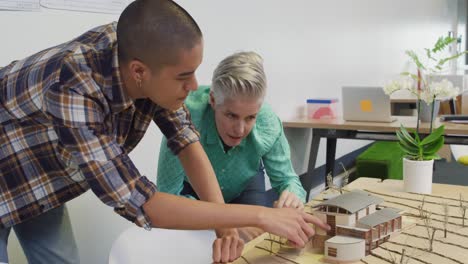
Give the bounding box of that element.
[235,177,468,264]
[283,116,468,200]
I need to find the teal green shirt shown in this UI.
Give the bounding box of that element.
[157,86,306,203]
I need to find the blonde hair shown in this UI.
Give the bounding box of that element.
[211,51,267,105]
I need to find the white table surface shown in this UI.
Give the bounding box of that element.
[108,226,216,264]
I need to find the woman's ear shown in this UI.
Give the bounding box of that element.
[209,91,216,108]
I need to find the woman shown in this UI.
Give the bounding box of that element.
[157,51,307,239]
[157,52,305,208]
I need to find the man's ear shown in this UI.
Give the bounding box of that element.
[128,59,150,82]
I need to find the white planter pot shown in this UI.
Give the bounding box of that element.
[403,158,434,194]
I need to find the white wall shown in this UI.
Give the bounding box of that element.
[184,0,459,174]
[0,1,459,263]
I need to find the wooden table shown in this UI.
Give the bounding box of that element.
[283,116,468,200]
[236,177,468,264]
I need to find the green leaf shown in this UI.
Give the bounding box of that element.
[410,74,419,81]
[421,125,445,145]
[424,135,444,150]
[398,125,418,146]
[432,36,457,53]
[405,50,426,70]
[423,154,441,160]
[396,132,418,151]
[425,48,432,58]
[436,51,468,68]
[398,138,420,153]
[397,131,420,156]
[425,48,437,62]
[397,143,420,157]
[400,146,420,156]
[414,131,421,143]
[405,155,421,160]
[400,72,420,81]
[423,136,445,155]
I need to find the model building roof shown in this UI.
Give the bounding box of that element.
[358,208,401,228]
[326,235,365,245]
[314,190,384,214]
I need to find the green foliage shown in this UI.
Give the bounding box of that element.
[405,50,425,70]
[432,36,456,53]
[396,35,463,161]
[405,35,467,76]
[396,125,445,161]
[400,71,419,80]
[437,51,468,69]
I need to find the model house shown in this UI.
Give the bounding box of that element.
[312,191,402,263]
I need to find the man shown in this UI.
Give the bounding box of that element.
[0,1,328,263]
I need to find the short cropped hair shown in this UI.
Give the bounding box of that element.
[211,51,267,106]
[117,0,202,69]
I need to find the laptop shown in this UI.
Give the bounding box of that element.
[342,86,396,122]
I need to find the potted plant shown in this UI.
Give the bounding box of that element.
[384,35,465,194]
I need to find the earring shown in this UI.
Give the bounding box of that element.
[136,79,142,90]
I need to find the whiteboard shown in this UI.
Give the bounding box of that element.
[40,0,130,14]
[0,0,39,11]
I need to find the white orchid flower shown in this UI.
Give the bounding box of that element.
[421,79,460,103]
[383,80,401,95]
[383,77,415,95]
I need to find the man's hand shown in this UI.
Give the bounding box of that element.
[238,227,264,242]
[274,190,304,210]
[212,228,244,263]
[258,208,330,248]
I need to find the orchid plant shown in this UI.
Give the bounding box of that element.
[384,36,466,161]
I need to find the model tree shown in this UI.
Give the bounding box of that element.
[326,163,350,194]
[326,172,335,192]
[459,194,467,227]
[442,202,449,238]
[419,199,437,252]
[418,196,426,219]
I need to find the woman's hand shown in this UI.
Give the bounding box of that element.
[274,190,304,210]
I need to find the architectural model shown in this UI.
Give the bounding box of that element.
[234,178,468,264]
[312,191,402,263]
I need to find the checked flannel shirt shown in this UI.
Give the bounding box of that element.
[0,22,199,229]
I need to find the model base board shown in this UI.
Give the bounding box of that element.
[234,178,468,264]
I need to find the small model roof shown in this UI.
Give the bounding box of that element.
[314,190,384,214]
[358,207,401,228]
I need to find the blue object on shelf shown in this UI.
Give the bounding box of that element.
[306,99,339,104]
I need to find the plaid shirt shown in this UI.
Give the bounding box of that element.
[0,22,200,229]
